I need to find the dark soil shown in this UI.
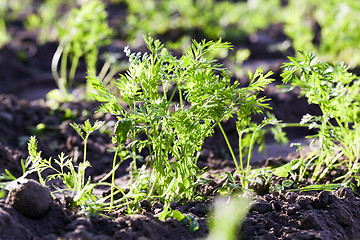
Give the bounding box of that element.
[1,3,359,240]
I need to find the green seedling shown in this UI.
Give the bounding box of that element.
[0,136,42,190]
[87,35,273,218]
[218,172,243,196]
[220,112,293,189]
[270,180,294,194]
[0,120,107,208]
[249,168,273,192]
[281,50,360,188]
[272,143,312,185]
[50,0,113,101]
[36,120,104,206]
[284,0,360,67]
[69,119,104,190]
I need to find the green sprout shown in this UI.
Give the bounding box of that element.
[87,35,273,219]
[280,50,360,189]
[50,0,113,101]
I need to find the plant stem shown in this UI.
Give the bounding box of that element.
[69,54,80,89]
[51,44,63,87]
[238,130,245,186]
[60,45,69,93]
[218,122,241,174]
[82,135,88,188]
[109,146,119,212]
[245,130,257,178]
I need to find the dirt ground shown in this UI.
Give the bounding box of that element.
[1,4,360,240]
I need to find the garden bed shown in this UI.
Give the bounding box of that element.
[1,1,360,240]
[1,93,359,240]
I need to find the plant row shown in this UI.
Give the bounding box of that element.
[1,0,360,102]
[1,37,359,232]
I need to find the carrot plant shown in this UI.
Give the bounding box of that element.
[0,136,42,191]
[284,0,360,67]
[122,0,282,47]
[87,36,273,218]
[50,0,113,101]
[281,51,360,187]
[0,120,105,205]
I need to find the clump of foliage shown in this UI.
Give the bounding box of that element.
[87,35,273,217]
[50,0,113,101]
[284,0,360,67]
[25,0,72,44]
[0,35,273,224]
[272,51,360,191]
[121,0,282,46]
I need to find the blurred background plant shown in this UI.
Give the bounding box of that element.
[49,0,113,102]
[206,196,252,240]
[120,0,282,46]
[25,0,71,44]
[0,1,10,47]
[1,0,360,63]
[284,0,360,67]
[1,0,360,104]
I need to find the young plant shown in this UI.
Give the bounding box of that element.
[284,0,360,67]
[39,120,104,206]
[87,36,273,217]
[0,120,107,208]
[281,50,360,185]
[0,136,43,190]
[68,119,104,191]
[50,0,113,101]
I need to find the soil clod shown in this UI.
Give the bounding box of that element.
[6,179,52,218]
